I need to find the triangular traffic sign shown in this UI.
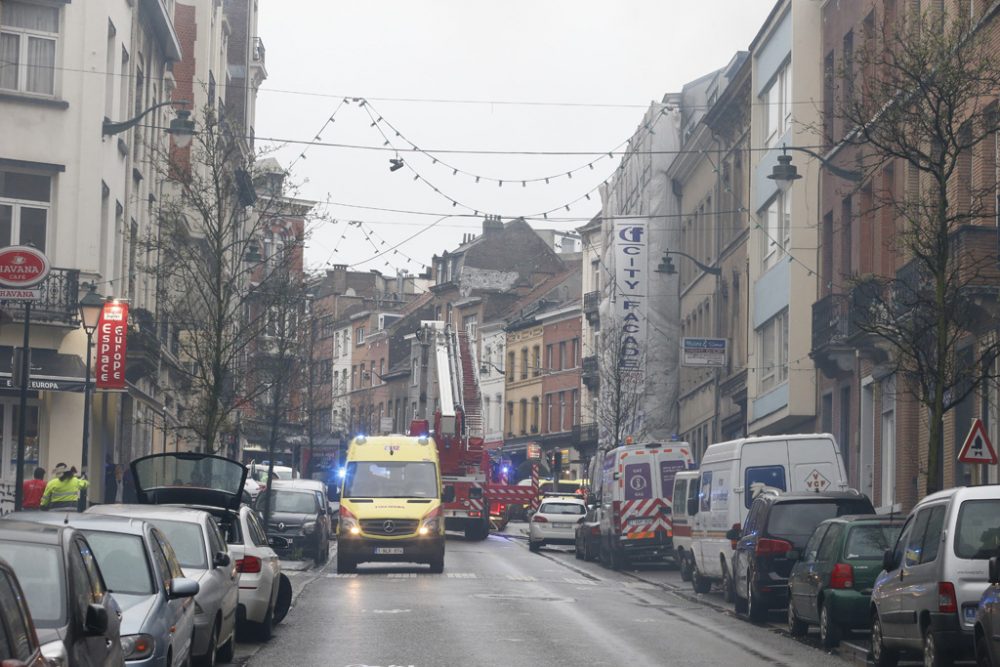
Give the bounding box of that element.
[957,418,998,464]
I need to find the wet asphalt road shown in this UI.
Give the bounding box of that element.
[243,529,858,667]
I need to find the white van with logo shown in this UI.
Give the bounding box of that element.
[686,434,849,594]
[594,441,694,570]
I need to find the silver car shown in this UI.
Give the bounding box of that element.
[19,513,199,667]
[88,505,238,667]
[871,485,1000,667]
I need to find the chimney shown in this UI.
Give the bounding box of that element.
[482,214,503,237]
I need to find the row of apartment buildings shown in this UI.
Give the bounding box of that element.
[576,0,1000,515]
[0,0,307,506]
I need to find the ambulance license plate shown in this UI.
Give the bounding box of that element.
[628,517,648,525]
[375,547,404,555]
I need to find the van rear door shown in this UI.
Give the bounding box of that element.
[618,450,664,537]
[787,437,847,494]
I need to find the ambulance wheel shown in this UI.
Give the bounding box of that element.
[610,546,626,571]
[599,541,610,567]
[336,552,356,574]
[679,553,693,582]
[428,555,444,574]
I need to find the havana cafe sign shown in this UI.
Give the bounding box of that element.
[0,245,50,299]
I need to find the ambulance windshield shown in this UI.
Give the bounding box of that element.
[344,461,439,498]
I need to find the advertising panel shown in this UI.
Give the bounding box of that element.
[96,302,129,390]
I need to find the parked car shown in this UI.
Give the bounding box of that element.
[0,519,124,667]
[256,479,332,562]
[574,505,602,562]
[871,485,1000,667]
[974,555,1000,667]
[528,497,587,553]
[221,505,283,640]
[687,433,850,594]
[0,556,50,666]
[89,505,239,666]
[787,514,903,647]
[732,490,874,621]
[670,470,700,582]
[15,512,200,665]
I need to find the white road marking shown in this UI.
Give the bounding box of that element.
[563,577,596,585]
[446,572,478,579]
[388,573,417,578]
[623,582,656,590]
[326,573,358,578]
[506,575,536,582]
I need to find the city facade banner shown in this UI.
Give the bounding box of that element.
[613,220,647,372]
[96,301,129,390]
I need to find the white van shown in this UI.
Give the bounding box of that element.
[671,470,701,582]
[595,441,694,570]
[687,433,848,593]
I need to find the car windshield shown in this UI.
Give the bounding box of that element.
[343,461,438,498]
[540,502,585,515]
[83,531,154,595]
[148,519,207,570]
[263,490,317,514]
[0,542,64,627]
[955,499,1000,559]
[134,453,243,495]
[844,523,904,561]
[767,500,874,546]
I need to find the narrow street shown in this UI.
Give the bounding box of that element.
[243,528,858,667]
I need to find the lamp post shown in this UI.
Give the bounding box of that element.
[767,144,862,190]
[78,284,105,496]
[102,99,196,148]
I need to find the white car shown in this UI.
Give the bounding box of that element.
[528,497,587,552]
[227,505,282,639]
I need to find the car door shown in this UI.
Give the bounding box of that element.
[875,513,914,642]
[734,499,763,600]
[895,504,946,645]
[70,538,122,667]
[153,530,194,666]
[812,523,844,621]
[791,524,829,622]
[148,531,186,667]
[206,520,238,642]
[0,569,44,666]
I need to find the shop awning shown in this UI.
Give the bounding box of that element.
[0,346,87,393]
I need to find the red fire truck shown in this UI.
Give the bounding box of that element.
[411,322,536,539]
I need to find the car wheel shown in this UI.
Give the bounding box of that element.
[722,564,736,604]
[574,540,584,560]
[195,621,219,667]
[923,627,953,667]
[216,626,235,664]
[871,612,899,667]
[428,554,444,573]
[692,567,712,595]
[787,600,808,637]
[679,554,693,582]
[819,599,841,648]
[529,540,541,553]
[254,600,274,641]
[272,574,292,625]
[747,574,767,622]
[975,628,992,667]
[336,551,357,574]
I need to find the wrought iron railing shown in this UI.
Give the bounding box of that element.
[0,267,79,326]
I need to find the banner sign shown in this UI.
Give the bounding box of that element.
[682,338,728,367]
[96,302,129,390]
[613,221,647,372]
[0,246,50,289]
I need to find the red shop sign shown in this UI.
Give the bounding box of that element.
[96,301,129,390]
[0,246,50,288]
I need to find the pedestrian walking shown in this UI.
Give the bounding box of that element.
[40,463,89,511]
[21,467,46,510]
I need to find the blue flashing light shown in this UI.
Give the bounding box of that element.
[501,465,510,475]
[336,467,347,480]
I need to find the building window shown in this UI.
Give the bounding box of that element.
[558,341,567,371]
[531,397,540,433]
[545,394,553,433]
[0,170,50,251]
[571,338,580,368]
[761,60,792,147]
[571,389,579,427]
[507,351,515,381]
[880,375,896,508]
[520,348,528,380]
[531,345,540,377]
[463,314,477,341]
[761,192,790,268]
[557,392,565,432]
[546,344,554,370]
[0,2,59,96]
[506,401,514,436]
[355,327,365,345]
[483,397,491,431]
[519,399,528,435]
[758,309,788,393]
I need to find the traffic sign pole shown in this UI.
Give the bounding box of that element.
[13,301,31,512]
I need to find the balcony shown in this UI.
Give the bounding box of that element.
[583,290,600,325]
[582,355,599,390]
[810,293,854,378]
[250,37,267,83]
[0,267,80,327]
[126,307,161,382]
[573,422,599,448]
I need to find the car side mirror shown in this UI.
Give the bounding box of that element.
[213,551,231,568]
[687,498,699,516]
[725,526,741,541]
[441,485,455,504]
[168,577,200,600]
[882,548,896,572]
[990,556,1000,585]
[84,603,109,635]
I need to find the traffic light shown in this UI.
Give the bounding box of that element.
[553,450,562,469]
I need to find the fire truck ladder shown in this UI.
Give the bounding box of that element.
[455,328,483,440]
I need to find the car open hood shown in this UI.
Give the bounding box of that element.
[131,452,248,512]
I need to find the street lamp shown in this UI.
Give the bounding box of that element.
[767,144,862,191]
[78,284,105,494]
[102,99,196,149]
[655,250,722,276]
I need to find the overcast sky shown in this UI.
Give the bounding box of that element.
[254,1,777,276]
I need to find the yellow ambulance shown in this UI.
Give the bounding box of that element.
[336,433,451,573]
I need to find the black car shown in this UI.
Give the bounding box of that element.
[255,480,332,561]
[0,520,124,667]
[731,490,874,621]
[575,505,601,562]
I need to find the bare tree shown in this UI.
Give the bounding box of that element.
[595,317,648,452]
[154,107,308,454]
[832,8,1000,493]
